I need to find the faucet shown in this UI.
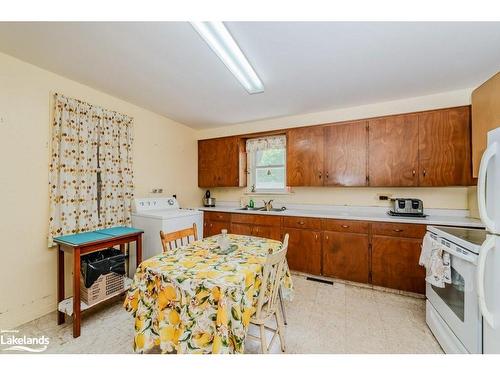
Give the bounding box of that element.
[263,199,274,211]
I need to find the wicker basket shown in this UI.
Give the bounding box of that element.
[80,272,125,306]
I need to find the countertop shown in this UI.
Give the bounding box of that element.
[196,203,484,228]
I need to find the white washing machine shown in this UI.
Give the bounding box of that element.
[129,197,203,276]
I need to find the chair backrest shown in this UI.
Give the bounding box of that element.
[255,233,289,318]
[160,223,198,252]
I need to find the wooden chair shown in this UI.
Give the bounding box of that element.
[247,233,289,353]
[159,223,198,252]
[278,233,289,325]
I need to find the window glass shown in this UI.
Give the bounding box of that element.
[249,147,286,192]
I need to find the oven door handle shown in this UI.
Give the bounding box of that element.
[477,235,496,328]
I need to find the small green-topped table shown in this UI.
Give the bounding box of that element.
[53,226,143,338]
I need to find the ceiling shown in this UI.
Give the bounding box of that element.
[0,22,499,129]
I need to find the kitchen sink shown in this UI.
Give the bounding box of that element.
[237,206,286,212]
[237,206,265,211]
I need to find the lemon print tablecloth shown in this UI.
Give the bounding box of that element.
[124,234,294,354]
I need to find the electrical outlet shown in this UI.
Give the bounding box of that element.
[151,188,158,193]
[378,194,393,201]
[158,188,163,193]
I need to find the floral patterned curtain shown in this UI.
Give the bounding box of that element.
[246,135,286,153]
[97,110,134,228]
[48,94,134,246]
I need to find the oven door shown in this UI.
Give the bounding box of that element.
[426,251,482,353]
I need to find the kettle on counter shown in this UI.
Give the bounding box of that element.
[203,190,216,207]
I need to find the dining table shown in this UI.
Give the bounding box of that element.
[124,234,293,354]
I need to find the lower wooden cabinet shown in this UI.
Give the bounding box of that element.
[230,222,253,237]
[230,222,281,240]
[371,235,426,294]
[283,227,322,275]
[322,231,370,284]
[252,225,281,241]
[203,210,429,294]
[204,220,230,237]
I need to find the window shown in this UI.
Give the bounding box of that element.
[247,136,287,193]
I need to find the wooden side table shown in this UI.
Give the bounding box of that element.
[54,226,143,338]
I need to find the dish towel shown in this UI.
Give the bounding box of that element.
[419,233,451,288]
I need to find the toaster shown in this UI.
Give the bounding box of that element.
[389,198,425,217]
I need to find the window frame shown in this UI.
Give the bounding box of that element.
[247,145,287,194]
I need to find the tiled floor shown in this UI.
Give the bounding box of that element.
[12,275,443,354]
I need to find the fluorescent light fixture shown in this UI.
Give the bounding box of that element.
[191,22,264,94]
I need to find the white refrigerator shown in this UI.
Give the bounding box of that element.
[477,126,500,353]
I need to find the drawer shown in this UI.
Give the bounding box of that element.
[231,213,281,227]
[321,219,369,234]
[283,216,321,230]
[371,222,426,239]
[204,211,231,222]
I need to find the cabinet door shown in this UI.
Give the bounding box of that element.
[204,220,230,237]
[368,114,419,186]
[230,223,253,237]
[198,137,246,187]
[287,127,324,186]
[472,73,500,177]
[324,121,368,186]
[418,106,471,186]
[252,225,282,241]
[198,139,217,187]
[284,227,322,275]
[371,235,426,294]
[322,231,369,283]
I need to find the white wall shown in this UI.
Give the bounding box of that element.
[0,52,199,329]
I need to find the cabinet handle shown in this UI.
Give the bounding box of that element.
[326,172,329,179]
[325,235,329,240]
[393,229,403,233]
[341,224,350,228]
[423,169,427,177]
[298,221,305,225]
[318,171,322,179]
[412,170,416,176]
[314,234,318,240]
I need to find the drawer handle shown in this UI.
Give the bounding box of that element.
[298,221,305,225]
[341,225,350,228]
[393,229,403,232]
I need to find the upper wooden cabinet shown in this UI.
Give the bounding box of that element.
[324,121,368,186]
[287,126,324,186]
[368,114,419,187]
[198,137,246,187]
[472,72,500,177]
[287,121,368,187]
[198,106,473,187]
[418,106,471,186]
